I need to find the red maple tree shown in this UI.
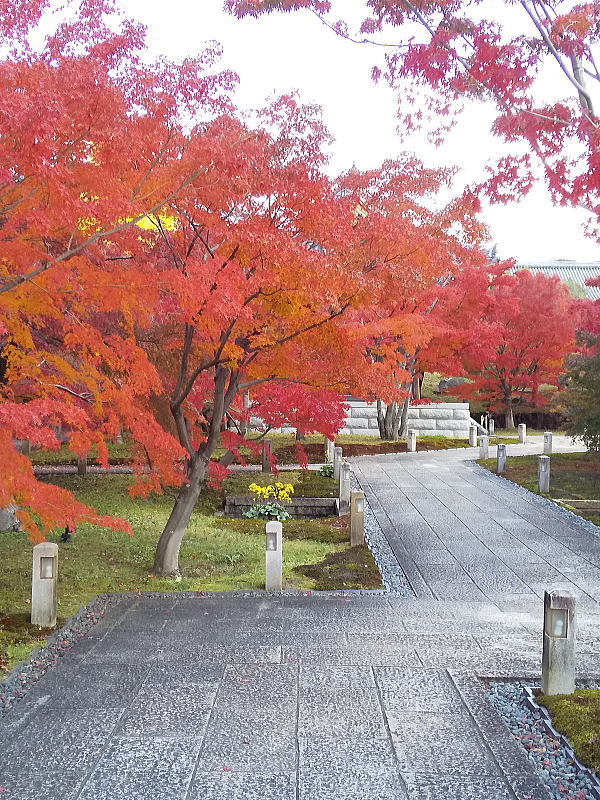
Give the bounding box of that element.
[452,269,577,427]
[137,102,489,573]
[228,0,600,238]
[1,0,501,579]
[0,0,236,540]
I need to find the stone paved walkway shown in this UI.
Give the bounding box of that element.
[2,436,599,800]
[354,436,600,612]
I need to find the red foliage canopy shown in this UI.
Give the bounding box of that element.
[228,0,600,239]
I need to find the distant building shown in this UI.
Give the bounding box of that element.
[512,261,600,300]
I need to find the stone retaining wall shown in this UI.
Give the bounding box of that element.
[224,496,340,518]
[340,401,471,438]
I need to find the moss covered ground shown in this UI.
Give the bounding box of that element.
[537,689,600,772]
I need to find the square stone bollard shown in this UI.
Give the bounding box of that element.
[333,446,343,481]
[407,429,417,452]
[77,456,87,476]
[543,431,553,455]
[479,436,489,459]
[496,444,507,473]
[538,455,550,493]
[488,418,495,435]
[265,521,283,591]
[262,439,273,472]
[518,423,526,443]
[31,542,58,627]
[325,438,335,463]
[350,491,365,546]
[542,590,576,695]
[469,426,478,447]
[339,461,351,514]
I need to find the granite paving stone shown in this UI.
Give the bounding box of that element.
[298,664,376,688]
[298,735,397,772]
[144,662,224,685]
[282,644,423,666]
[207,705,297,733]
[198,730,298,771]
[375,667,465,714]
[389,711,503,776]
[78,736,200,799]
[0,773,85,800]
[187,773,296,800]
[401,775,521,800]
[298,769,408,800]
[0,708,124,777]
[117,684,216,737]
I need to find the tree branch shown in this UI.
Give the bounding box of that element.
[0,172,200,295]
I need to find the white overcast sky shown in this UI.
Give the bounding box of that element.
[125,0,600,263]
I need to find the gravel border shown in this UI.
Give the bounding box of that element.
[488,680,600,800]
[469,461,600,540]
[0,593,125,718]
[350,472,415,596]
[363,501,414,595]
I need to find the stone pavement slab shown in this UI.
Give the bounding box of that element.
[3,594,600,799]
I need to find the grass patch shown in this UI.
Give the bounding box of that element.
[0,615,51,674]
[493,428,566,437]
[332,435,472,456]
[477,452,600,526]
[537,689,600,772]
[0,473,378,674]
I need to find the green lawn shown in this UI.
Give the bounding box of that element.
[493,428,565,437]
[1,472,380,674]
[29,431,504,468]
[537,689,600,772]
[478,452,600,526]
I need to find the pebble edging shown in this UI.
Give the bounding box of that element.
[350,473,415,596]
[0,593,125,718]
[488,680,600,800]
[363,501,414,595]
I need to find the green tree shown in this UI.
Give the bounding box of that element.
[562,335,600,454]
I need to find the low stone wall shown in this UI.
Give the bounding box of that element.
[340,401,471,438]
[224,496,340,518]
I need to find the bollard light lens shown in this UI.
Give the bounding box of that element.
[266,531,277,551]
[40,557,55,579]
[547,608,568,638]
[355,498,364,513]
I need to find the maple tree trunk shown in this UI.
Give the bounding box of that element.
[504,404,515,429]
[398,397,410,438]
[376,400,402,440]
[412,373,421,400]
[153,456,208,576]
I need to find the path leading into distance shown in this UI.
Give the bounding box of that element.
[1,435,599,800]
[353,435,600,611]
